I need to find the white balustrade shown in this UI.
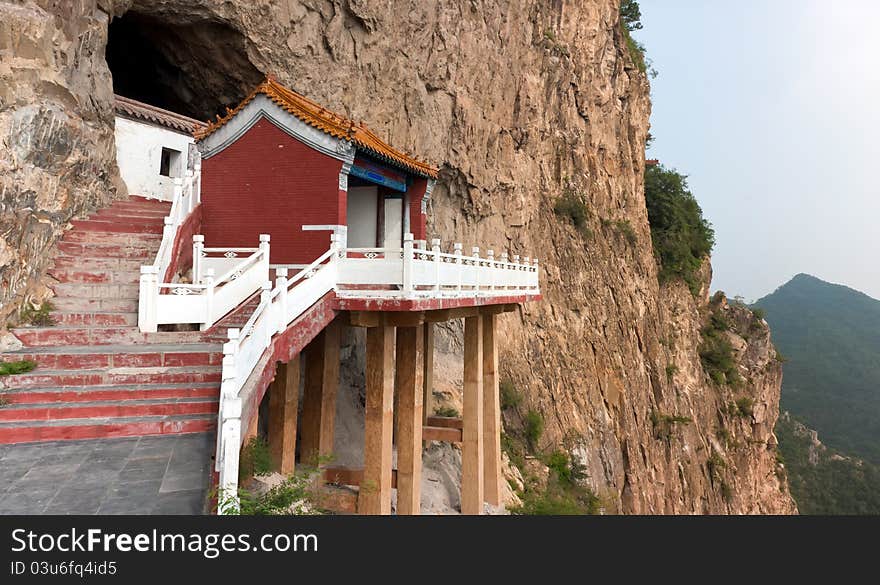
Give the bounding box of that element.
[139,234,271,333]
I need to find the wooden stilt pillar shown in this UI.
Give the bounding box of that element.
[396,325,423,515]
[422,322,434,424]
[268,356,300,474]
[461,315,484,515]
[300,321,341,466]
[482,313,503,506]
[244,411,259,443]
[360,324,395,515]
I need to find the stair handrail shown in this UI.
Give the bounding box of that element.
[216,235,340,512]
[150,157,201,281]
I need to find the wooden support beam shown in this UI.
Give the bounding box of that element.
[422,425,462,443]
[395,325,423,515]
[482,312,503,506]
[424,306,481,323]
[422,322,434,428]
[348,311,382,328]
[385,311,425,327]
[461,315,484,515]
[425,416,463,430]
[323,467,398,489]
[360,324,395,515]
[300,320,340,466]
[480,303,519,315]
[267,357,300,474]
[244,409,259,443]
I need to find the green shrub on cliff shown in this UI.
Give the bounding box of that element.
[645,164,715,296]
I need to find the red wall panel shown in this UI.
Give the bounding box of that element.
[200,118,344,265]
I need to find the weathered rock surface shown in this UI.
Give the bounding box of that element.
[0,0,794,513]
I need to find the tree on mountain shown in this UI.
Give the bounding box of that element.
[644,164,715,295]
[620,0,643,31]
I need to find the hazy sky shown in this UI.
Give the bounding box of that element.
[634,1,880,301]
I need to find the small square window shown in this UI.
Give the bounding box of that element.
[160,147,181,177]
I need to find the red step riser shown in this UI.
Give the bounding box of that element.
[51,312,137,327]
[12,329,206,347]
[51,283,140,299]
[108,202,172,213]
[57,243,155,259]
[5,387,218,404]
[82,212,167,222]
[48,270,139,285]
[0,420,215,444]
[0,402,218,422]
[51,298,139,313]
[52,257,144,271]
[70,220,164,234]
[62,231,160,245]
[11,351,221,370]
[2,370,220,389]
[114,198,171,208]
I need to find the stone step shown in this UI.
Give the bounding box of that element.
[52,282,140,299]
[0,414,215,444]
[57,242,155,259]
[92,206,171,218]
[70,219,165,233]
[51,256,145,272]
[50,312,138,327]
[47,268,139,285]
[62,231,161,245]
[0,397,218,422]
[0,382,218,404]
[0,365,221,390]
[11,326,206,347]
[7,343,222,370]
[50,297,139,313]
[114,197,172,209]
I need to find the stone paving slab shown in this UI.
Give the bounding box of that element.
[0,433,213,515]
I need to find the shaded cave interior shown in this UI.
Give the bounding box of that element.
[106,10,263,121]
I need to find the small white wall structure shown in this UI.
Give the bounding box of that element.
[113,95,205,201]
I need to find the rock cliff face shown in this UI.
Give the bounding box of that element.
[0,0,795,513]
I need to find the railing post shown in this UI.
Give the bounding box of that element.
[454,242,463,295]
[192,235,204,284]
[183,168,194,213]
[532,258,540,292]
[193,159,202,207]
[138,266,159,333]
[218,398,242,514]
[403,232,414,296]
[500,252,509,293]
[431,238,441,293]
[487,249,495,292]
[172,177,183,221]
[201,268,215,331]
[275,268,289,334]
[259,280,272,346]
[329,233,341,286]
[522,257,530,292]
[472,246,480,293]
[259,234,271,276]
[512,255,521,293]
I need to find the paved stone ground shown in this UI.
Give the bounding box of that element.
[0,433,214,515]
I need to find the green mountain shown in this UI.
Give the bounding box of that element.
[776,413,880,514]
[754,273,880,464]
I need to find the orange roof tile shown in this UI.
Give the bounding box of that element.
[195,77,439,179]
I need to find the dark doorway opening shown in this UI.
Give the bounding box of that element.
[106,11,263,121]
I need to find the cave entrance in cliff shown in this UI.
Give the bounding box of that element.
[105,10,263,121]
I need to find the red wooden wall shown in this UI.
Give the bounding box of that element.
[200,118,344,265]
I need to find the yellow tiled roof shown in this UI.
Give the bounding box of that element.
[195,77,439,179]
